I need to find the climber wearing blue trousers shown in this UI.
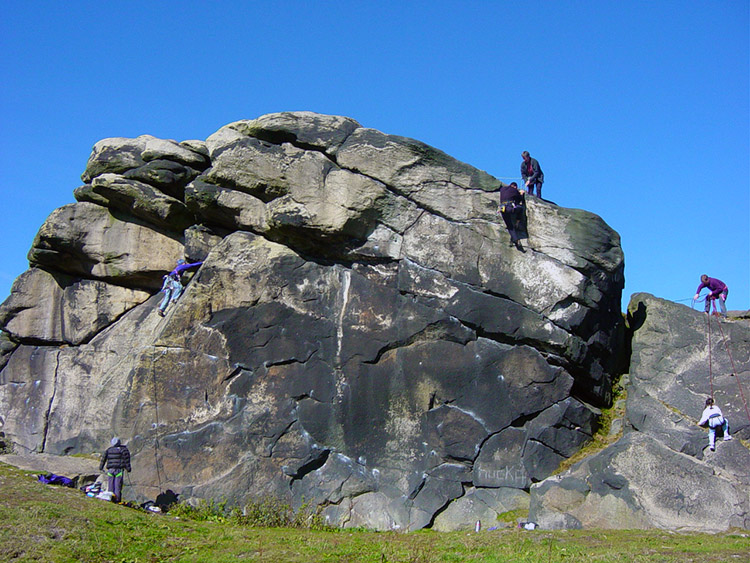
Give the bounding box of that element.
[158,259,203,317]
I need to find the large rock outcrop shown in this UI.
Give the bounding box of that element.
[0,112,625,530]
[530,294,750,531]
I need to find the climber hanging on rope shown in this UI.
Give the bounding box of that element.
[697,397,732,451]
[693,274,729,319]
[157,258,203,317]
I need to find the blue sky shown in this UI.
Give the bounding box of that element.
[1,1,748,311]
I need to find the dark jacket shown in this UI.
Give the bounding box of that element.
[499,184,524,205]
[100,444,131,472]
[521,157,544,185]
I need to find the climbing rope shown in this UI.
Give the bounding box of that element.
[714,318,750,425]
[706,312,714,400]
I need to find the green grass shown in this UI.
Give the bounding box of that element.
[1,462,748,562]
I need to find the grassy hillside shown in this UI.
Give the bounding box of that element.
[1,462,748,562]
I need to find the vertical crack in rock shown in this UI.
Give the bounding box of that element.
[408,474,427,501]
[334,268,351,399]
[40,349,61,453]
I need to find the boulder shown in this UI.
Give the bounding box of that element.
[123,159,203,199]
[0,345,60,452]
[81,135,209,183]
[531,432,750,531]
[432,487,529,531]
[0,112,628,531]
[0,452,100,485]
[74,173,195,231]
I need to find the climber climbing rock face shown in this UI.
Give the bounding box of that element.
[698,397,732,451]
[157,259,203,317]
[498,181,527,251]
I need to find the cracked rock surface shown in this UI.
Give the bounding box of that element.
[530,294,750,531]
[0,112,626,530]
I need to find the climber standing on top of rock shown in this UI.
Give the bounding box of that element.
[498,182,526,251]
[521,151,544,198]
[693,274,729,318]
[698,397,732,451]
[99,437,131,501]
[157,258,203,317]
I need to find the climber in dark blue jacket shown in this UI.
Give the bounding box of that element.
[100,437,131,501]
[521,151,544,198]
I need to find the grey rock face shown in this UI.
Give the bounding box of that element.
[0,268,150,345]
[432,486,529,531]
[75,174,195,231]
[530,294,750,531]
[0,112,626,531]
[28,202,184,289]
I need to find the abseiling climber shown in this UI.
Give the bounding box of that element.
[157,259,203,317]
[694,274,729,318]
[698,397,732,451]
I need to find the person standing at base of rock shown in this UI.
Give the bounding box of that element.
[520,151,544,198]
[99,437,132,501]
[694,274,729,318]
[498,182,526,251]
[698,397,732,451]
[157,258,203,317]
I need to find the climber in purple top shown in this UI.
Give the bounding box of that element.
[157,259,203,317]
[694,274,729,318]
